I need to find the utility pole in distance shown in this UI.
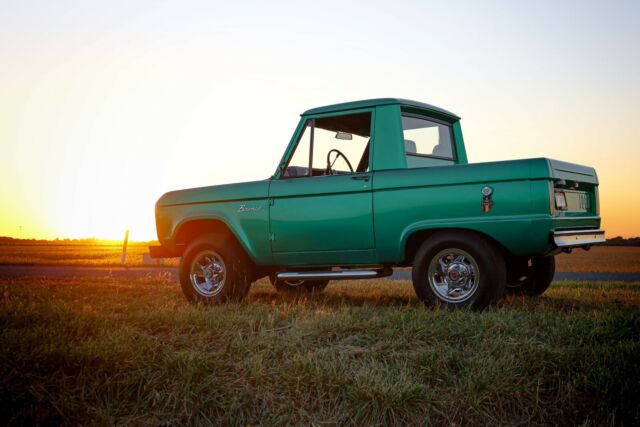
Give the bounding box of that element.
[121,229,129,265]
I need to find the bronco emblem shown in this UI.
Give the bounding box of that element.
[237,204,262,213]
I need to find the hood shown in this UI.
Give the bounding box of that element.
[157,179,270,207]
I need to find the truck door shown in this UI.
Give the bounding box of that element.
[269,111,375,264]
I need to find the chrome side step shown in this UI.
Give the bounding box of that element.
[276,268,392,281]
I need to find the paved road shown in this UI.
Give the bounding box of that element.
[1,265,639,282]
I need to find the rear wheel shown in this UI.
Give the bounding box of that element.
[179,234,253,304]
[507,256,555,296]
[412,232,506,309]
[269,276,329,294]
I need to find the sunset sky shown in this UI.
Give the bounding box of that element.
[1,0,638,241]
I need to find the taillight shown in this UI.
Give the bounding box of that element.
[549,181,555,214]
[555,191,568,211]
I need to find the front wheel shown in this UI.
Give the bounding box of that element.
[412,232,506,309]
[179,234,253,304]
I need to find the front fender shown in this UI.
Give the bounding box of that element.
[161,199,272,264]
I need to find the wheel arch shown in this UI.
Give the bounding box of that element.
[404,227,513,266]
[173,218,253,262]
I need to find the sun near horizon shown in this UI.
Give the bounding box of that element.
[1,1,639,241]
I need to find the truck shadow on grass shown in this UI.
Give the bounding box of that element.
[249,288,420,308]
[247,279,640,312]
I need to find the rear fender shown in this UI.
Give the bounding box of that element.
[399,217,553,263]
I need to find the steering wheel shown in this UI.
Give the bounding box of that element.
[325,149,354,175]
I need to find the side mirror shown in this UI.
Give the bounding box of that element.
[335,132,352,140]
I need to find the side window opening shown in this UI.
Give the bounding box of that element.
[282,112,371,178]
[402,114,455,168]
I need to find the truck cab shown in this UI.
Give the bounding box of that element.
[151,98,604,309]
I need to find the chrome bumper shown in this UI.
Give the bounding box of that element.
[553,229,605,248]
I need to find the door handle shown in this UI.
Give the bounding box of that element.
[351,175,370,181]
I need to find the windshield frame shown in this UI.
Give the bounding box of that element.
[277,107,375,180]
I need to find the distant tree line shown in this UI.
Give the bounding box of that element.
[0,236,158,245]
[601,236,640,246]
[0,236,104,244]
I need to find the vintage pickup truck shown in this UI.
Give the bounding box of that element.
[150,98,604,309]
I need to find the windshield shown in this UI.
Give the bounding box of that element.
[283,112,371,178]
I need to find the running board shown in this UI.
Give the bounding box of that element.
[276,268,393,281]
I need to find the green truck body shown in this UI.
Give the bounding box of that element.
[151,98,604,308]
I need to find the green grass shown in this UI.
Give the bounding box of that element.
[1,277,639,425]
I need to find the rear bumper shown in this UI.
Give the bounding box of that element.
[553,229,605,248]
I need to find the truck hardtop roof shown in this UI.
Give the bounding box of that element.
[302,98,460,120]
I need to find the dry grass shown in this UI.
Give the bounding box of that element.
[1,242,638,272]
[1,276,638,425]
[555,246,640,272]
[0,242,178,267]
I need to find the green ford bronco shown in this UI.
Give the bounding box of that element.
[150,98,604,309]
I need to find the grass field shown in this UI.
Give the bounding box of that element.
[1,276,638,425]
[0,242,639,272]
[555,246,640,273]
[0,241,179,267]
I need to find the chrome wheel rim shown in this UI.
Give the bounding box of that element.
[427,248,479,303]
[190,250,226,297]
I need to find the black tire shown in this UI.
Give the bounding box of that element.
[269,275,329,294]
[412,231,506,309]
[179,233,253,304]
[507,256,555,296]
